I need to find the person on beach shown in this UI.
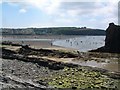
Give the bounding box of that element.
[51,42,53,47]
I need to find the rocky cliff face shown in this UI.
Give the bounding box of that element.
[105,23,120,53]
[90,23,120,53]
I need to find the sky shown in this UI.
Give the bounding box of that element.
[0,0,119,29]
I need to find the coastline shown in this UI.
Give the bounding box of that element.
[2,35,78,51]
[1,37,120,89]
[2,35,105,52]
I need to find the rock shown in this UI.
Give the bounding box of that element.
[2,41,22,46]
[72,86,77,89]
[22,44,29,49]
[105,23,120,53]
[90,23,120,53]
[59,81,63,85]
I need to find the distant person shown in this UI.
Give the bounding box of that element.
[70,42,72,46]
[51,42,53,46]
[76,42,79,45]
[22,41,24,44]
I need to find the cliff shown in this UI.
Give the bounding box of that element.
[90,23,120,53]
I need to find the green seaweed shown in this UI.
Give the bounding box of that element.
[46,67,119,89]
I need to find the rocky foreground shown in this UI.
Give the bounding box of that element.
[0,42,120,89]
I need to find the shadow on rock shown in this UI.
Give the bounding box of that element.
[90,23,120,53]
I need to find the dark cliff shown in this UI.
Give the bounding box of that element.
[90,23,120,53]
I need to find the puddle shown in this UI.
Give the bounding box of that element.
[70,59,119,72]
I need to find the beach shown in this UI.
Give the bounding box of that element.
[1,1,119,89]
[1,35,120,89]
[2,35,78,50]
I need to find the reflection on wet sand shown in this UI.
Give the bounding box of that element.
[71,59,119,72]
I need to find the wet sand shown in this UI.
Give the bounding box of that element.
[2,35,78,50]
[2,35,105,52]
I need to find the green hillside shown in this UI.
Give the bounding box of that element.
[1,27,105,35]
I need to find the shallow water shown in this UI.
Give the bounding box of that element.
[2,35,105,52]
[53,36,105,52]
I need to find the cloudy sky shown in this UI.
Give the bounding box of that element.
[0,0,119,29]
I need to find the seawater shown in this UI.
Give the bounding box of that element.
[53,36,105,52]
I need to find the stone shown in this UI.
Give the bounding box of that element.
[90,23,120,53]
[105,23,120,53]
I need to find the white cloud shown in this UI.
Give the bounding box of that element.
[55,18,78,24]
[19,8,26,13]
[0,0,2,4]
[2,0,119,28]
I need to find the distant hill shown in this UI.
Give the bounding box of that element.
[1,27,105,35]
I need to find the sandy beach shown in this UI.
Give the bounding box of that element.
[2,35,78,50]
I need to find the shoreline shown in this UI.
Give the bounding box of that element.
[2,35,105,52]
[1,41,120,72]
[1,42,120,73]
[1,42,120,89]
